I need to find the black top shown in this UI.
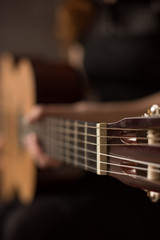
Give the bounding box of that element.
[83,0,160,101]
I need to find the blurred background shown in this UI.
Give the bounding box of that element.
[0,0,63,61]
[0,1,160,239]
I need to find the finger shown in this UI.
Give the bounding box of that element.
[23,133,47,167]
[23,133,61,169]
[23,105,44,124]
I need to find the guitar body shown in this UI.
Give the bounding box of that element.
[0,54,84,203]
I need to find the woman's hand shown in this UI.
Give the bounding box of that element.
[23,105,64,169]
[23,133,61,169]
[22,102,94,169]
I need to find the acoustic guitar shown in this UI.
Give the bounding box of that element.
[0,53,84,204]
[0,54,160,204]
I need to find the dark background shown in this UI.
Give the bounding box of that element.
[1,1,160,239]
[0,0,63,61]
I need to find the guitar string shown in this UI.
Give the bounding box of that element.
[39,125,160,150]
[53,152,156,181]
[41,119,155,131]
[55,148,160,174]
[75,161,147,180]
[54,144,160,173]
[34,125,160,142]
[43,117,160,132]
[41,133,160,174]
[34,122,160,169]
[35,120,160,142]
[41,132,153,146]
[23,120,160,177]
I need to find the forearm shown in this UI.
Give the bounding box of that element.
[34,91,160,123]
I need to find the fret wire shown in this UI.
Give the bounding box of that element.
[77,121,85,167]
[84,122,88,170]
[74,120,78,166]
[56,119,64,160]
[64,120,71,164]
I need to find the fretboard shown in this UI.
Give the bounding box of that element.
[21,114,160,204]
[23,118,108,175]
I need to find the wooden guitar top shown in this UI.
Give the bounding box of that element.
[0,54,36,203]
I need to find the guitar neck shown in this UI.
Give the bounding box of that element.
[22,114,160,203]
[23,117,107,175]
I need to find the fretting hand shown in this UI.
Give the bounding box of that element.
[23,106,62,169]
